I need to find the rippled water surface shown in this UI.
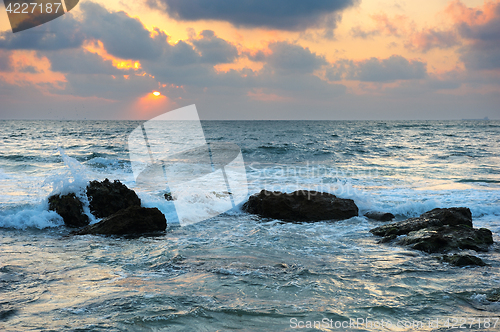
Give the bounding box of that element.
[1,120,500,331]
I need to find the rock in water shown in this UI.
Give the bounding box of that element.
[75,206,166,235]
[242,190,358,221]
[420,207,472,227]
[370,207,473,237]
[441,254,486,267]
[86,179,141,218]
[48,193,89,228]
[396,225,493,253]
[370,207,493,253]
[364,211,395,221]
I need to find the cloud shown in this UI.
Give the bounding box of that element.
[265,42,328,75]
[44,48,123,74]
[406,29,460,52]
[147,0,358,31]
[0,50,12,71]
[0,13,85,50]
[455,1,500,69]
[350,26,380,39]
[328,55,427,82]
[191,30,238,64]
[80,2,166,60]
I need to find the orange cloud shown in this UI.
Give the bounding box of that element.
[445,0,499,25]
[83,40,142,71]
[0,51,66,90]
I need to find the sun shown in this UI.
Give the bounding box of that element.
[153,91,161,96]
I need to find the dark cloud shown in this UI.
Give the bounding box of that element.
[80,2,165,60]
[192,30,238,64]
[348,55,427,82]
[147,0,358,31]
[266,42,327,75]
[328,56,427,82]
[458,9,500,70]
[0,13,85,50]
[44,49,122,74]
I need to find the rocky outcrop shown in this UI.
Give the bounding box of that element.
[441,254,487,267]
[242,190,358,222]
[86,179,141,218]
[397,225,492,253]
[370,207,493,254]
[75,206,166,235]
[420,207,472,227]
[364,211,395,221]
[48,193,89,228]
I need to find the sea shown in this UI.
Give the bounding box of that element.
[1,120,499,331]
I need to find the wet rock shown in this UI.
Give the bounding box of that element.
[86,179,141,218]
[364,211,395,221]
[420,207,472,227]
[370,207,473,237]
[370,217,442,237]
[396,225,493,253]
[370,207,493,254]
[75,205,166,236]
[242,190,358,222]
[441,254,486,267]
[48,193,89,228]
[487,291,500,302]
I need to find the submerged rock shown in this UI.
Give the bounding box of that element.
[242,190,358,222]
[75,205,166,235]
[48,193,89,228]
[370,207,493,254]
[364,211,395,221]
[86,179,141,218]
[441,253,486,267]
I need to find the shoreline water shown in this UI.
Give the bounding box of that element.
[1,120,499,331]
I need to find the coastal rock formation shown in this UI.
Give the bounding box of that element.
[242,190,358,222]
[364,211,395,221]
[75,205,166,235]
[441,254,487,267]
[48,193,89,228]
[86,179,141,218]
[370,207,493,254]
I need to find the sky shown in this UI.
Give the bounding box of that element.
[0,0,499,120]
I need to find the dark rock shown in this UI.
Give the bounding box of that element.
[487,291,500,302]
[364,211,395,221]
[242,190,358,222]
[48,193,89,228]
[164,192,173,201]
[396,225,493,253]
[370,217,443,237]
[86,179,141,218]
[441,254,486,267]
[75,205,166,235]
[370,207,493,254]
[370,207,473,237]
[420,207,472,227]
[377,234,398,243]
